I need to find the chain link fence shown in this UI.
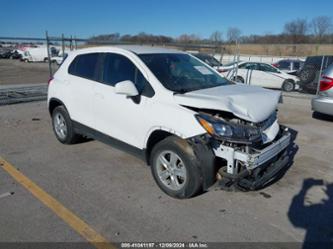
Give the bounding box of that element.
[1,33,333,100]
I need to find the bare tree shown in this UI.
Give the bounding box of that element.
[210,31,223,44]
[227,27,241,43]
[177,34,201,43]
[284,18,308,43]
[311,16,332,42]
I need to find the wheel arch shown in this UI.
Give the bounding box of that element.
[48,98,66,115]
[145,129,175,165]
[145,130,217,190]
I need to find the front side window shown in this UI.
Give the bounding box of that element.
[139,53,231,93]
[259,63,279,73]
[68,53,100,80]
[102,53,149,94]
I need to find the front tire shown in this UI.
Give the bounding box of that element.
[150,136,203,199]
[282,80,295,92]
[51,106,80,144]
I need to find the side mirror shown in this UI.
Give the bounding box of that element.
[114,80,139,97]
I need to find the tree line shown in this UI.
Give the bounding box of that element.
[88,16,333,45]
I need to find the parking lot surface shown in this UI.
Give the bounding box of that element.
[0,95,332,246]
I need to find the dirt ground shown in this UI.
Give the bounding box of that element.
[0,59,58,85]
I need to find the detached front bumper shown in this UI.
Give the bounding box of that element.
[213,127,291,190]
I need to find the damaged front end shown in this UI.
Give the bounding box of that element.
[189,110,292,191]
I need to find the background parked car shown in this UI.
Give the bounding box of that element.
[312,64,333,116]
[222,61,299,92]
[0,49,12,59]
[273,59,304,75]
[192,53,223,71]
[298,55,333,93]
[51,52,68,65]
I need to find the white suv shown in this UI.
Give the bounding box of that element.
[48,46,292,198]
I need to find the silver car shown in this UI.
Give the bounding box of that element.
[312,64,333,116]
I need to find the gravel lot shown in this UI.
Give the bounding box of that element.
[0,95,332,247]
[0,59,57,85]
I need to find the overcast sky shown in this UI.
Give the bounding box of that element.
[1,0,332,38]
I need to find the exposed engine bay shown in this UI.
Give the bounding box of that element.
[186,106,291,191]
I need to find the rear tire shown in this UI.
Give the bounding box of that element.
[150,136,203,199]
[51,106,80,144]
[282,80,295,92]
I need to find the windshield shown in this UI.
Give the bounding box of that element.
[139,53,231,93]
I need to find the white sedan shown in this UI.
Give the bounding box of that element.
[222,61,299,92]
[51,52,68,65]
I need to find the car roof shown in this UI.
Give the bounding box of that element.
[71,45,184,55]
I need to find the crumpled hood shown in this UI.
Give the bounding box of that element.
[174,84,281,123]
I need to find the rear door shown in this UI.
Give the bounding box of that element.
[93,52,154,148]
[66,53,100,127]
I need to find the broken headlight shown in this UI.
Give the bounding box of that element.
[195,114,262,144]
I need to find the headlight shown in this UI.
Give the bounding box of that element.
[195,114,261,144]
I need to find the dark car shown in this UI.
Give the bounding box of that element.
[9,50,22,60]
[192,53,222,69]
[0,49,12,59]
[298,56,333,93]
[273,59,304,76]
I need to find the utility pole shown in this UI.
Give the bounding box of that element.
[45,31,52,78]
[61,34,65,58]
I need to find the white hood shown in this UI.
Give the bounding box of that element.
[174,84,281,123]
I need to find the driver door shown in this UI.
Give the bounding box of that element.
[93,53,154,148]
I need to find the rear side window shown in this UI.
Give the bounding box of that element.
[68,53,100,80]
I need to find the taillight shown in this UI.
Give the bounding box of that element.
[272,63,278,67]
[48,77,53,85]
[319,76,333,91]
[218,69,228,73]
